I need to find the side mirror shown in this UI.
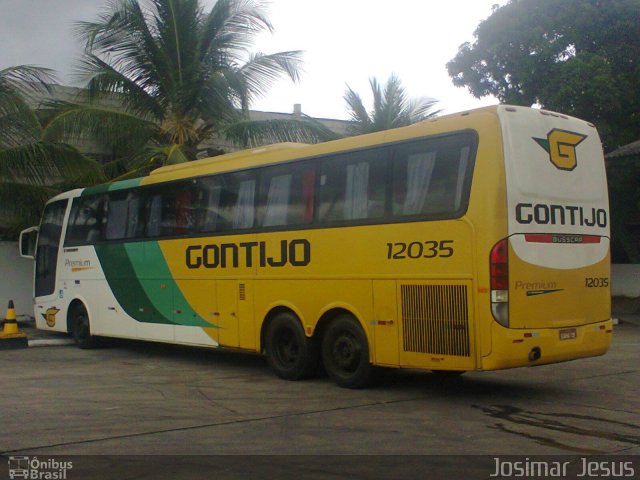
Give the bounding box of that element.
[19,226,39,259]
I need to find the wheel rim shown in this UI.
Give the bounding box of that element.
[331,331,361,373]
[274,327,299,367]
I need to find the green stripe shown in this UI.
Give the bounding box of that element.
[82,178,143,196]
[108,178,143,192]
[133,242,213,327]
[95,243,173,325]
[95,241,214,328]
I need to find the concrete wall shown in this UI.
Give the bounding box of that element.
[612,264,640,298]
[0,241,34,318]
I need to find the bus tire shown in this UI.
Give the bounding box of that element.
[265,312,318,381]
[71,304,99,349]
[321,314,374,389]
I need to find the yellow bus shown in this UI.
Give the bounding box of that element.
[20,105,613,388]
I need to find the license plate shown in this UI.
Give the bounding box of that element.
[559,328,577,340]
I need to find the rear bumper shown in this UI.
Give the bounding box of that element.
[481,319,613,370]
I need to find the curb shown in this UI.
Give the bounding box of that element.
[28,338,76,347]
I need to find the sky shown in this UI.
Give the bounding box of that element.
[0,0,505,120]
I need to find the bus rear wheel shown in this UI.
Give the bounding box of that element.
[71,304,99,349]
[265,312,318,380]
[322,315,373,389]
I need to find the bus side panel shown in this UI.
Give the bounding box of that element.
[53,244,133,338]
[76,241,219,346]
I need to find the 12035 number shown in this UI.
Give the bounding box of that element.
[386,240,454,260]
[585,277,609,288]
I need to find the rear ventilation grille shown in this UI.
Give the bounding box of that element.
[401,284,470,357]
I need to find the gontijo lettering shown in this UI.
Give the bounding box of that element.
[186,239,311,269]
[515,203,607,227]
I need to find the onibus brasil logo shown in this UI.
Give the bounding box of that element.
[533,128,587,171]
[8,456,73,479]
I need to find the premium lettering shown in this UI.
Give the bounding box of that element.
[186,239,311,269]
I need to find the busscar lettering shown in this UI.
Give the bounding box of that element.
[186,239,311,269]
[515,203,607,228]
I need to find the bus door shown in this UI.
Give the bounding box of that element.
[34,199,69,330]
[217,280,239,347]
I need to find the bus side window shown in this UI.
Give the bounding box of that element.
[318,150,387,223]
[144,182,196,238]
[217,171,256,231]
[257,163,316,228]
[146,191,162,237]
[105,190,145,240]
[392,150,437,216]
[391,134,475,219]
[193,176,224,233]
[65,195,107,245]
[175,188,194,235]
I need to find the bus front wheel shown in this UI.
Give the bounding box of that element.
[321,315,374,389]
[265,312,318,380]
[71,304,99,349]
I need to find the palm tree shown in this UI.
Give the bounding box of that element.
[44,0,337,179]
[0,66,104,238]
[344,74,441,135]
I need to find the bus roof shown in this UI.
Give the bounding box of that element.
[150,142,311,177]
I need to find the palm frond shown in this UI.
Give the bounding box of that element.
[0,181,59,238]
[42,101,158,153]
[0,102,41,148]
[75,1,169,99]
[345,74,441,134]
[404,97,442,124]
[107,144,174,179]
[0,65,56,97]
[239,51,303,105]
[164,143,192,164]
[344,85,370,135]
[0,67,54,147]
[200,0,273,58]
[52,167,108,191]
[221,118,340,148]
[76,55,164,120]
[0,141,103,185]
[199,68,249,116]
[372,74,407,131]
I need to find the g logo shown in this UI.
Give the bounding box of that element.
[44,307,60,327]
[534,129,587,171]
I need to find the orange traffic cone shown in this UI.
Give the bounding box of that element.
[0,300,28,349]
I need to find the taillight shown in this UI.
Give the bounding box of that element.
[490,238,509,327]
